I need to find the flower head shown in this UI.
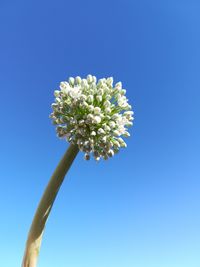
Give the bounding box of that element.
[50,75,134,160]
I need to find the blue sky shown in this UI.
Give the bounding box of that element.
[0,0,200,266]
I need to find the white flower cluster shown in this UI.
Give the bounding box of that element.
[50,75,134,161]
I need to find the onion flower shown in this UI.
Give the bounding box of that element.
[22,75,134,267]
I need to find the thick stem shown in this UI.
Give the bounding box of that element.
[22,144,79,267]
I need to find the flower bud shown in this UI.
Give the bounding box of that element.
[109,121,116,128]
[108,149,114,157]
[118,138,127,147]
[51,103,58,109]
[87,95,94,103]
[112,114,120,120]
[127,104,132,110]
[84,153,90,160]
[104,125,111,132]
[98,78,106,86]
[54,90,60,97]
[81,101,89,108]
[126,122,133,127]
[55,97,61,102]
[121,89,126,95]
[91,131,96,136]
[115,82,122,90]
[87,114,94,121]
[113,147,119,154]
[68,77,74,85]
[75,76,82,84]
[103,155,109,160]
[105,107,111,114]
[80,95,87,101]
[94,150,99,157]
[88,105,94,112]
[106,77,113,87]
[123,131,130,137]
[113,140,120,147]
[97,128,105,135]
[101,136,107,143]
[79,120,85,125]
[93,116,101,124]
[92,76,97,83]
[105,94,111,100]
[94,107,101,115]
[104,100,111,107]
[113,130,120,136]
[124,111,134,116]
[87,74,93,83]
[81,79,88,87]
[98,89,104,95]
[96,95,102,102]
[95,156,100,161]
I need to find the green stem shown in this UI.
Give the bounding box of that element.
[22,144,79,267]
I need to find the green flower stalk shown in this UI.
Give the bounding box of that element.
[22,75,134,267]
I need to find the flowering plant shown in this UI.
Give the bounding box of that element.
[50,75,133,160]
[22,75,133,267]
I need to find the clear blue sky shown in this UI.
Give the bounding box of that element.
[0,0,200,266]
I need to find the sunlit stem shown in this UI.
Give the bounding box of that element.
[22,144,79,267]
